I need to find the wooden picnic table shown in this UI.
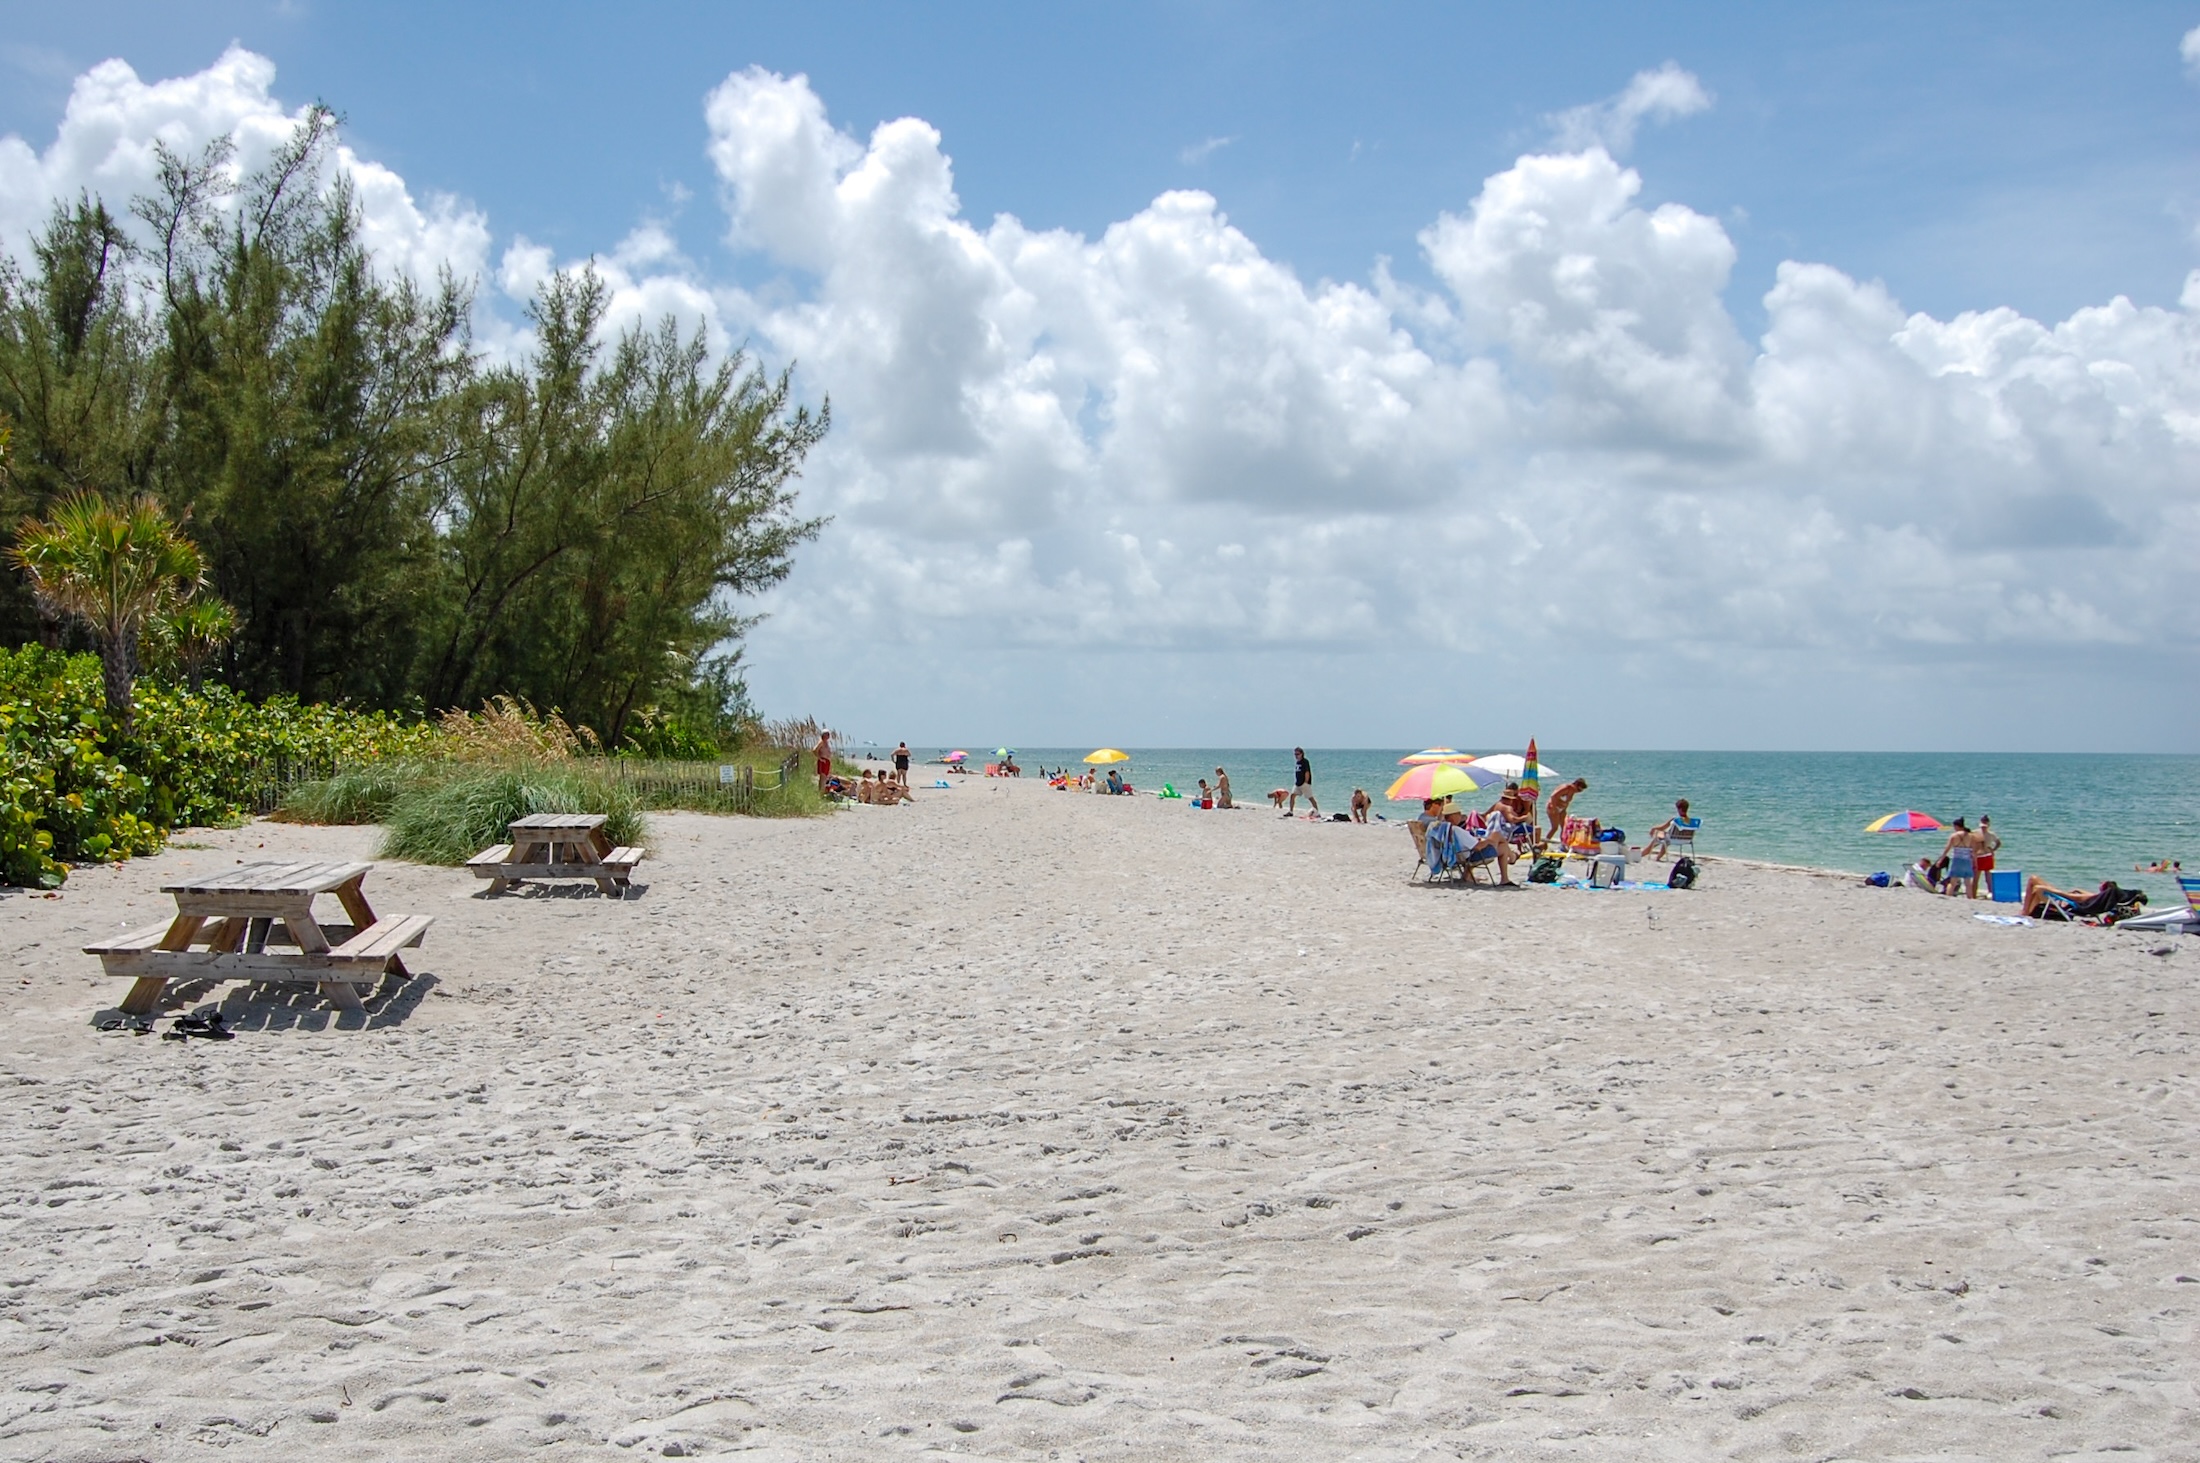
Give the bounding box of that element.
[85,861,431,1015]
[468,813,643,896]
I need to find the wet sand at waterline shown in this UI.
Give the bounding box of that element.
[1,777,2193,1460]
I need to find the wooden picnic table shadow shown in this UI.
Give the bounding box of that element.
[89,970,440,1034]
[471,879,649,902]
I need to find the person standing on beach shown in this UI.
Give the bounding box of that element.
[1977,815,2000,889]
[1939,818,1981,898]
[1543,777,1589,841]
[1287,748,1318,817]
[813,729,834,797]
[1214,767,1233,808]
[892,741,911,789]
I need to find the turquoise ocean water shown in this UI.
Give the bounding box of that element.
[906,748,2200,905]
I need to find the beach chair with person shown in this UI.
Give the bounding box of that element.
[1642,800,1699,861]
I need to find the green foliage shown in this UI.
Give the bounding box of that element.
[417,272,824,743]
[0,645,431,885]
[377,765,645,867]
[268,762,415,825]
[11,492,208,730]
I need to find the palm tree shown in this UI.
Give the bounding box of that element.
[11,494,206,734]
[146,595,238,692]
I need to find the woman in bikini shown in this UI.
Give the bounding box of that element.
[1938,818,1980,899]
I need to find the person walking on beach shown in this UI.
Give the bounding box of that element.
[813,729,834,797]
[1214,767,1233,808]
[892,741,911,789]
[1287,748,1318,817]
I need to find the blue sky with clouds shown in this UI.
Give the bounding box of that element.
[5,3,2200,750]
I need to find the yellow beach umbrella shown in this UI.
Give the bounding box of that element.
[1084,748,1131,764]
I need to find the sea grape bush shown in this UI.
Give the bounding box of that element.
[0,647,431,885]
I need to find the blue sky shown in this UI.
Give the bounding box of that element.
[5,4,2200,750]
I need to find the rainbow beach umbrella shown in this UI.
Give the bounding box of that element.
[1386,761,1500,802]
[1398,747,1473,765]
[1864,810,1943,833]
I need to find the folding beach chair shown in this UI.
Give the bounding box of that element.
[1665,817,1701,858]
[2114,874,2200,933]
[1417,820,1501,886]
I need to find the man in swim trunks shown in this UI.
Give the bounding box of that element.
[1976,814,1999,885]
[893,741,911,788]
[814,730,834,796]
[1287,748,1318,816]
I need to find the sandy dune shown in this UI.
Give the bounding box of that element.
[0,777,2194,1460]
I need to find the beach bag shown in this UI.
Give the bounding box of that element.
[1866,871,1891,887]
[1667,856,1699,890]
[1527,856,1562,884]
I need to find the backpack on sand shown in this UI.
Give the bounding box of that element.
[1667,856,1699,890]
[1527,856,1563,884]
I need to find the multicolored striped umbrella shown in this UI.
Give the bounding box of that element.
[1865,810,1943,833]
[1398,747,1473,765]
[1386,761,1501,802]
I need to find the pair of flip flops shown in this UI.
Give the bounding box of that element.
[97,1016,156,1036]
[162,1011,234,1042]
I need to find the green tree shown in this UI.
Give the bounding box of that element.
[0,199,163,647]
[139,111,470,704]
[420,270,826,744]
[144,594,238,691]
[10,493,206,732]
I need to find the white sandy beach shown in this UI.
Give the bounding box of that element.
[0,777,2194,1461]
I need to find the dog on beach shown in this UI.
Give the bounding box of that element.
[1268,789,1290,810]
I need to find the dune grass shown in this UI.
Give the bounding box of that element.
[376,765,645,866]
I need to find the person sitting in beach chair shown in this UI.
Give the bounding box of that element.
[1642,799,1699,861]
[1432,808,1515,885]
[2023,876,2144,923]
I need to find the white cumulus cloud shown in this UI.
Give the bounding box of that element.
[1546,61,1713,155]
[0,45,488,295]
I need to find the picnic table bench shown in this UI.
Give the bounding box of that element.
[468,813,643,895]
[85,861,431,1014]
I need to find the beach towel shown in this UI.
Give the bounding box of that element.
[1975,914,2034,927]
